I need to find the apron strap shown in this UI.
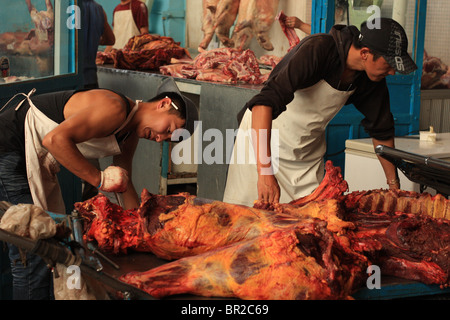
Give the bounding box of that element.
[113,100,141,134]
[0,88,36,113]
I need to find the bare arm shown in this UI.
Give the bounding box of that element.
[100,9,115,46]
[285,16,311,35]
[372,137,400,190]
[139,26,149,35]
[42,91,128,189]
[251,105,280,203]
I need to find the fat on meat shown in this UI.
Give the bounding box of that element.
[119,224,368,300]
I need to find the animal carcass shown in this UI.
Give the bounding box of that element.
[77,160,450,299]
[76,189,350,260]
[232,0,280,51]
[119,223,368,300]
[198,0,240,51]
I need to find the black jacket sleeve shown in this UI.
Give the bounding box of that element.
[243,35,339,120]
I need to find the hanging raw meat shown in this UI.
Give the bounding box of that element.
[119,223,369,300]
[198,0,240,52]
[198,0,220,52]
[214,0,240,48]
[276,10,300,50]
[232,0,280,51]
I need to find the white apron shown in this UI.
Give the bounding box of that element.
[223,80,355,206]
[112,2,141,49]
[16,89,140,213]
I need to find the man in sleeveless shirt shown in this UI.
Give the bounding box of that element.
[0,78,198,299]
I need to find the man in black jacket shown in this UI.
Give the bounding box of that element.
[223,18,417,207]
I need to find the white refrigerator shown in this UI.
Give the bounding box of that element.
[344,133,450,194]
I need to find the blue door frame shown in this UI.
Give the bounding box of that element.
[311,0,427,174]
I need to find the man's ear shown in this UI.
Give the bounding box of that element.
[158,97,170,110]
[360,47,370,61]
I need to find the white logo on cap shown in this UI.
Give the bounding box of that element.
[393,31,404,71]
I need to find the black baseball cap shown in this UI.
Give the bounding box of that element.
[154,77,199,139]
[359,17,417,74]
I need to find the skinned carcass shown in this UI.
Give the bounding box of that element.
[77,160,450,298]
[119,223,369,300]
[232,0,280,51]
[198,0,220,52]
[76,189,351,260]
[214,0,240,48]
[198,0,240,51]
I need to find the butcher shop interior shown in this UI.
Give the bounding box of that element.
[1,0,450,305]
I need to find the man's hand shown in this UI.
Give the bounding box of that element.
[257,173,280,204]
[387,178,400,191]
[99,166,129,193]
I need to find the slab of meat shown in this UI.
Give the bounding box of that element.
[254,160,348,210]
[276,10,300,50]
[77,160,450,298]
[421,50,450,89]
[160,48,268,84]
[96,34,190,71]
[345,210,450,286]
[147,196,354,260]
[119,223,368,300]
[75,191,191,254]
[251,0,280,51]
[254,161,450,287]
[257,54,282,68]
